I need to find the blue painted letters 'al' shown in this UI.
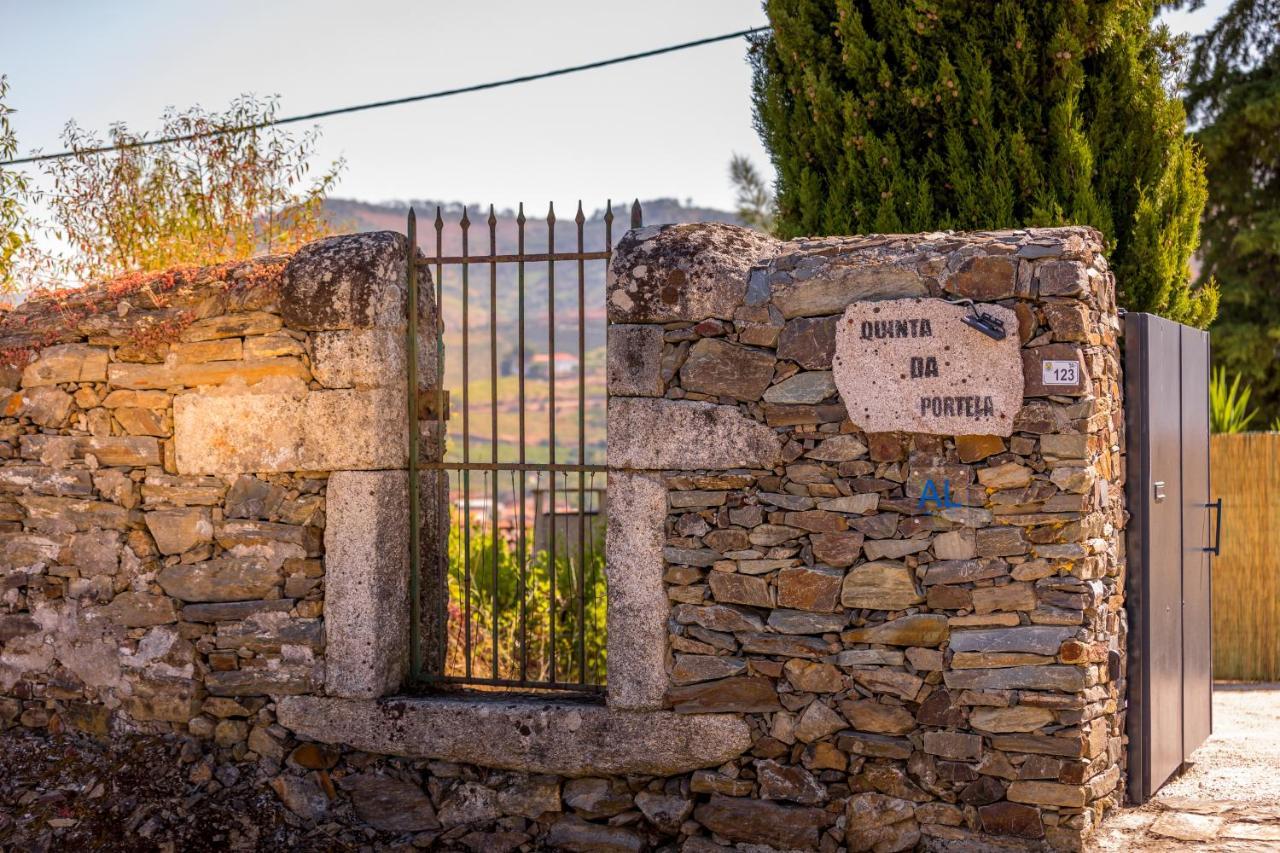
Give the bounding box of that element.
[918,478,962,513]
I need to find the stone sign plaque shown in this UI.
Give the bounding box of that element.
[833,297,1024,436]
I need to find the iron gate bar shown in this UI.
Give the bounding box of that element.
[407,209,421,681]
[426,251,612,263]
[460,208,472,680]
[517,203,528,684]
[420,462,610,472]
[434,210,447,676]
[576,203,587,685]
[425,675,606,693]
[489,205,500,683]
[407,199,641,693]
[547,203,557,684]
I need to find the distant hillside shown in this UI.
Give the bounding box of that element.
[320,198,746,469]
[323,197,743,240]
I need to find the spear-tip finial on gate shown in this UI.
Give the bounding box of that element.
[631,198,643,229]
[516,201,525,226]
[604,199,614,227]
[575,200,585,226]
[407,207,416,243]
[487,203,497,229]
[459,205,471,231]
[547,200,556,226]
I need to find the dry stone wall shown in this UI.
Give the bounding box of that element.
[0,222,1128,853]
[0,230,434,744]
[606,223,1126,852]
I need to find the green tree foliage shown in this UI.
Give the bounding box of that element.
[1184,0,1280,421]
[0,86,342,290]
[0,75,32,293]
[750,0,1218,326]
[729,153,777,232]
[41,95,343,283]
[446,524,606,685]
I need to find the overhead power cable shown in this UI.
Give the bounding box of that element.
[0,25,771,167]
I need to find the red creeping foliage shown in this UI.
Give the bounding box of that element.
[0,257,289,371]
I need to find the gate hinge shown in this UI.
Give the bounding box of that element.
[417,389,450,421]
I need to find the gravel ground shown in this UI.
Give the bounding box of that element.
[0,729,373,852]
[1091,685,1280,851]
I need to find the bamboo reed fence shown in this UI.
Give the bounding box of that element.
[1210,432,1280,681]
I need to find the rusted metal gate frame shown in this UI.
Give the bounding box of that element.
[1124,312,1218,803]
[405,200,642,693]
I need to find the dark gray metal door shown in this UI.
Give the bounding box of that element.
[1124,313,1213,804]
[1180,325,1213,758]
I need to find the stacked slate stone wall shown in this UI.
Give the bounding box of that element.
[606,223,1126,852]
[0,223,1128,852]
[0,231,435,750]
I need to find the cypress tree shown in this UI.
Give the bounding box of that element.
[1186,0,1280,420]
[751,0,1218,327]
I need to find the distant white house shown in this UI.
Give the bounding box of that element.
[525,352,579,379]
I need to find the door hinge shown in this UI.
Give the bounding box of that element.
[417,389,450,421]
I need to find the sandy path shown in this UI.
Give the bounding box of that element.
[1091,686,1280,851]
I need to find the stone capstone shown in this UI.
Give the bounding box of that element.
[281,231,419,330]
[607,222,779,323]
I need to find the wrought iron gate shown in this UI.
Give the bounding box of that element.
[406,200,641,694]
[1124,312,1219,803]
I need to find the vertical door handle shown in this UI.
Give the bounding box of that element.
[1153,480,1166,502]
[1204,498,1222,556]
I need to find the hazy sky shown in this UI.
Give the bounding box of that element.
[3,0,1229,214]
